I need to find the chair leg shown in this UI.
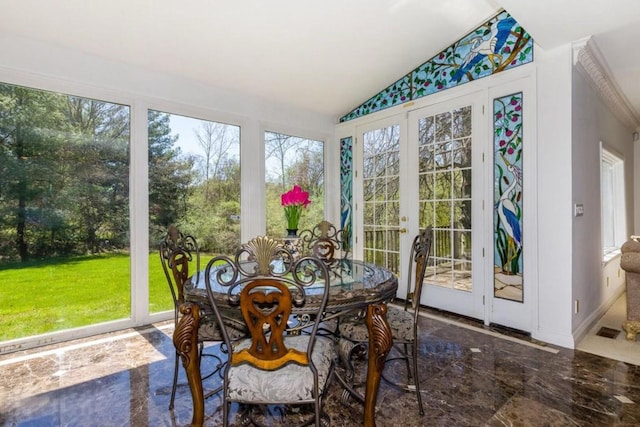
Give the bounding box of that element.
[411,342,424,416]
[403,343,412,381]
[378,341,424,416]
[169,350,179,410]
[222,396,229,427]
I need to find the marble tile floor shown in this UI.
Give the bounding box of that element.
[576,292,640,365]
[2,311,640,427]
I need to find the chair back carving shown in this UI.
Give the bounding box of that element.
[160,225,199,306]
[299,220,350,267]
[406,226,433,312]
[204,235,330,371]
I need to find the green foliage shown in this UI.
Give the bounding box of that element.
[0,86,196,261]
[0,254,133,341]
[148,110,195,242]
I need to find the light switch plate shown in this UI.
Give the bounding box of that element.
[574,203,584,217]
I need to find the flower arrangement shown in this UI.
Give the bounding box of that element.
[281,185,311,231]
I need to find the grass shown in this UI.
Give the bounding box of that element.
[0,253,188,342]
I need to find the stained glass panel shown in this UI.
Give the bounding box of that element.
[340,11,533,122]
[493,92,523,302]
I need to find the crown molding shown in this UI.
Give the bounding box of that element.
[573,37,640,130]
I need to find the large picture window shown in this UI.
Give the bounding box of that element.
[264,131,324,237]
[0,80,328,352]
[0,82,130,342]
[148,111,241,314]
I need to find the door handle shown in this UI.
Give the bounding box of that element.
[399,228,407,234]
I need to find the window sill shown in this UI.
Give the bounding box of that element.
[603,249,621,265]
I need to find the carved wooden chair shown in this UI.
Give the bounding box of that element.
[298,220,350,272]
[160,225,246,410]
[337,226,432,415]
[204,236,336,426]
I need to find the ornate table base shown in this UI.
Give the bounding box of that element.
[173,301,393,427]
[363,303,393,426]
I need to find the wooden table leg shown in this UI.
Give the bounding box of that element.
[363,303,393,427]
[173,303,204,427]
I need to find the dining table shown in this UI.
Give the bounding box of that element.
[173,258,398,427]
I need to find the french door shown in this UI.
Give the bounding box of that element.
[356,116,409,279]
[354,92,485,321]
[406,94,485,319]
[353,86,534,332]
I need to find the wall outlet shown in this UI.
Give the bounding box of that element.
[574,300,579,314]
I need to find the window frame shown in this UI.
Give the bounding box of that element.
[600,142,627,262]
[0,74,335,354]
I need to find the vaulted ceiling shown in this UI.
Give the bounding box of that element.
[1,0,639,126]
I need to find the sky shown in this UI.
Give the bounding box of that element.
[165,111,321,179]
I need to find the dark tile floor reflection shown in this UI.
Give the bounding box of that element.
[2,312,640,426]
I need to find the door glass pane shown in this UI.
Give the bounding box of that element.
[0,82,131,342]
[363,124,400,274]
[493,93,523,302]
[148,111,241,314]
[264,131,324,237]
[418,106,472,292]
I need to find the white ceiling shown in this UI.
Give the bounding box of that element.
[1,0,639,125]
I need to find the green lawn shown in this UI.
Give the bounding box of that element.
[0,253,194,342]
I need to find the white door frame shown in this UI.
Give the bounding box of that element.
[485,77,536,333]
[341,68,537,333]
[353,114,413,296]
[407,91,486,321]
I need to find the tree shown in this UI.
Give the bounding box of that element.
[265,131,299,190]
[0,84,67,261]
[0,85,195,261]
[264,133,325,237]
[148,110,195,245]
[63,97,130,253]
[194,121,237,184]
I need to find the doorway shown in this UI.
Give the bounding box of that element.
[352,84,534,333]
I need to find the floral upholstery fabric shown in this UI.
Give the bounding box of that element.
[338,306,415,342]
[227,335,336,402]
[198,313,247,341]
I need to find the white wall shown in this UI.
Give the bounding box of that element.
[534,44,575,347]
[635,135,640,235]
[571,57,636,339]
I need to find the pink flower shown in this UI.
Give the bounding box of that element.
[505,130,513,137]
[499,140,506,147]
[281,185,312,229]
[507,147,514,154]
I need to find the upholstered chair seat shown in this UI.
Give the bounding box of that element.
[228,335,336,402]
